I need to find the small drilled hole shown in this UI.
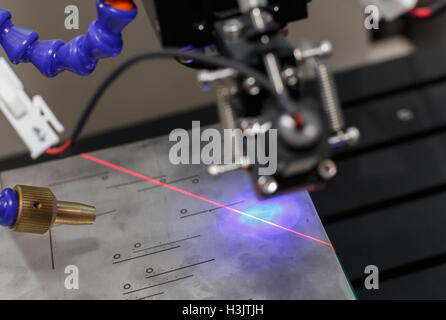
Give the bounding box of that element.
[33,202,43,209]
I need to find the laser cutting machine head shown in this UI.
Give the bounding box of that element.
[142,0,360,197]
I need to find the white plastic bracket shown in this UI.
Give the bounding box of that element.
[0,57,64,159]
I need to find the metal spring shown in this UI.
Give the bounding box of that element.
[316,61,345,133]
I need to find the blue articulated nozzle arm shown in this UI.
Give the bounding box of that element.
[0,188,19,228]
[0,0,137,77]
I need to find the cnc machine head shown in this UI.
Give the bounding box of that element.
[141,0,359,198]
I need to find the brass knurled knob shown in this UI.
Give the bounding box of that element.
[11,185,96,234]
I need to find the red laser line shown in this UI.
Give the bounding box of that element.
[81,153,333,248]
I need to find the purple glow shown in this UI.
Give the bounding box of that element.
[215,191,324,273]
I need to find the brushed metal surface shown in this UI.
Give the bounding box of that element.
[0,132,354,300]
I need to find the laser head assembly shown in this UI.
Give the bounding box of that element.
[143,0,360,196]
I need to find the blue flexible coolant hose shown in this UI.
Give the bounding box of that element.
[0,0,137,77]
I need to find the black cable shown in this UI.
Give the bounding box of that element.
[70,48,294,145]
[429,0,446,13]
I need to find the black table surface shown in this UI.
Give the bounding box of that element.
[4,44,446,299]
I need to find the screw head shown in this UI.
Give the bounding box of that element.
[243,77,261,95]
[317,160,337,181]
[257,176,279,195]
[319,40,333,56]
[346,127,361,145]
[282,68,299,87]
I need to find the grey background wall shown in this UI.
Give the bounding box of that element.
[0,0,411,158]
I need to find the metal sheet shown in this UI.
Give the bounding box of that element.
[0,132,354,300]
